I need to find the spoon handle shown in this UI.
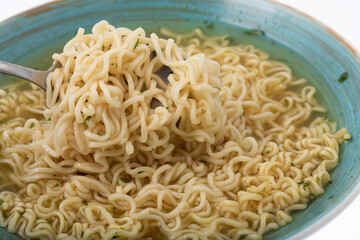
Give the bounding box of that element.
[0,60,47,89]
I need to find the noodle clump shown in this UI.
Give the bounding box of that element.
[0,21,350,240]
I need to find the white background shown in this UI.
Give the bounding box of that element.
[1,0,359,239]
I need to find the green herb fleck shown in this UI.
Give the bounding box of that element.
[120,178,125,182]
[121,35,126,39]
[53,174,56,177]
[244,29,265,36]
[112,233,118,239]
[55,183,59,187]
[291,162,295,167]
[166,106,169,110]
[297,180,305,185]
[138,171,144,174]
[82,199,87,204]
[0,199,4,205]
[47,118,51,121]
[83,116,92,123]
[120,227,124,230]
[81,231,84,238]
[204,20,214,29]
[214,132,217,137]
[338,72,349,83]
[317,176,321,182]
[30,122,35,128]
[329,181,333,184]
[312,108,322,113]
[134,38,140,49]
[201,108,205,112]
[310,193,315,197]
[214,87,222,91]
[303,182,310,187]
[328,195,334,199]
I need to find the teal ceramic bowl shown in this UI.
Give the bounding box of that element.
[0,0,359,239]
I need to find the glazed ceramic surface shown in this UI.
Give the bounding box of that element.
[0,0,359,239]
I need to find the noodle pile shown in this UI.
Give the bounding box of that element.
[0,21,350,240]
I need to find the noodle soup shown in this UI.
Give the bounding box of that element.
[0,21,350,240]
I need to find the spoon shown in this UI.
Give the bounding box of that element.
[0,60,171,90]
[0,60,61,90]
[0,60,170,108]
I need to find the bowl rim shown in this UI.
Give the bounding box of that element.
[1,1,360,240]
[261,3,360,240]
[262,2,360,239]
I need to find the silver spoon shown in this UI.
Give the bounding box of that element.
[0,60,170,108]
[0,60,171,90]
[0,60,61,90]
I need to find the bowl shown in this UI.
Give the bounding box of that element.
[0,0,359,239]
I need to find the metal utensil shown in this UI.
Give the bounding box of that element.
[0,60,171,90]
[0,61,61,90]
[0,60,171,108]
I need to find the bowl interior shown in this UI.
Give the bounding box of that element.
[0,0,359,239]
